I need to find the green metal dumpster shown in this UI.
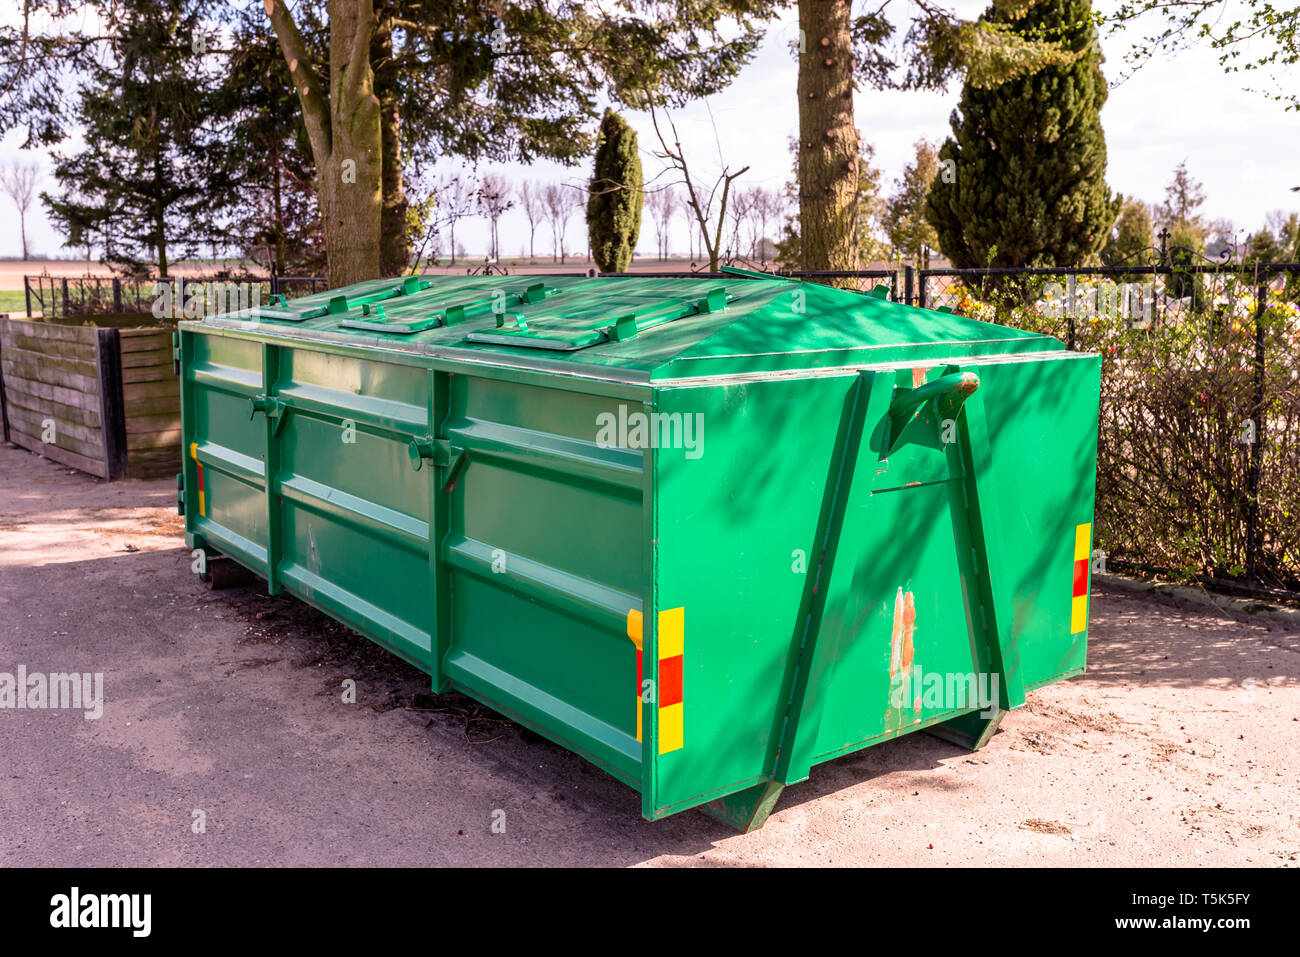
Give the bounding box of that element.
[177,271,1100,830]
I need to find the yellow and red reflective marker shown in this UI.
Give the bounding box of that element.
[627,607,684,754]
[189,442,205,516]
[1072,523,1091,634]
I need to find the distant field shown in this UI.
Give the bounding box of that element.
[0,290,27,314]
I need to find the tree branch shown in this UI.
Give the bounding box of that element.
[264,0,330,162]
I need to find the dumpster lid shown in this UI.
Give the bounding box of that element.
[206,274,1065,380]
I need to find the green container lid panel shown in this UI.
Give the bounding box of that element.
[201,274,1066,380]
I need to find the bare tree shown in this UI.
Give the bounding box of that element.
[544,182,582,264]
[439,174,478,266]
[0,160,39,260]
[728,187,758,260]
[747,188,781,263]
[567,185,588,263]
[643,187,664,260]
[644,103,748,272]
[517,180,546,262]
[477,174,512,261]
[676,184,696,262]
[643,186,678,261]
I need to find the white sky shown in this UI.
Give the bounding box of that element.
[1,1,1295,262]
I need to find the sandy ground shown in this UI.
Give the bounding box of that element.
[0,443,1296,867]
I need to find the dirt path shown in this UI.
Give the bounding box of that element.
[0,443,1295,866]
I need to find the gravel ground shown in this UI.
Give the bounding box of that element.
[0,443,1296,867]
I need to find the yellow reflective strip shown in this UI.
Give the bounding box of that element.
[1071,594,1088,634]
[658,606,684,659]
[658,702,683,754]
[635,696,642,742]
[198,490,206,517]
[189,442,198,461]
[1074,523,1092,562]
[626,608,642,651]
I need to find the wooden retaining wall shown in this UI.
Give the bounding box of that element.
[0,316,180,480]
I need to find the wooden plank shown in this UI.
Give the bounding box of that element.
[123,379,181,402]
[3,333,98,359]
[119,336,171,354]
[127,428,182,451]
[0,336,9,442]
[125,413,182,436]
[4,389,101,429]
[2,347,99,388]
[128,448,181,479]
[10,426,109,478]
[120,346,173,368]
[122,363,177,385]
[118,328,171,343]
[122,393,180,417]
[1,360,98,397]
[96,327,128,480]
[7,407,107,460]
[0,371,102,413]
[0,318,99,345]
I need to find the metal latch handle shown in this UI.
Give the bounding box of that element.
[408,436,468,491]
[889,371,980,421]
[885,371,980,456]
[249,395,288,435]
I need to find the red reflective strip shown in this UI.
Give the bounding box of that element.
[636,649,642,695]
[658,655,683,707]
[1073,558,1088,597]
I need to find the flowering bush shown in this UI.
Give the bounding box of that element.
[939,275,1300,588]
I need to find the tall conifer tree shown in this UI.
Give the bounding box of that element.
[586,110,643,273]
[925,0,1119,267]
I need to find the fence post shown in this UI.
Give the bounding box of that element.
[917,271,927,310]
[1245,281,1267,587]
[113,278,122,313]
[61,277,69,318]
[904,266,914,307]
[24,276,31,318]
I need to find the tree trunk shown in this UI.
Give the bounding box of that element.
[155,193,168,277]
[19,213,27,260]
[797,0,860,271]
[373,5,407,276]
[267,0,382,289]
[271,139,285,275]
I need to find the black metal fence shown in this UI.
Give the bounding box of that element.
[22,274,328,318]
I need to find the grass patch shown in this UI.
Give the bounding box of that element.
[0,289,29,314]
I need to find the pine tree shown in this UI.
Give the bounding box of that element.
[41,1,224,275]
[924,0,1119,267]
[1157,163,1208,301]
[211,12,323,276]
[586,110,643,273]
[1158,161,1207,240]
